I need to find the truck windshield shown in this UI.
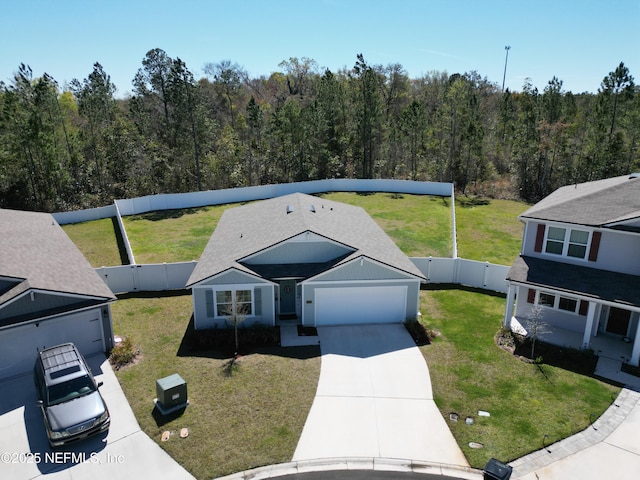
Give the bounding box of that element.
[47,375,96,405]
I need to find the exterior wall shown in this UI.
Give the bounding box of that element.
[192,284,275,330]
[522,220,640,276]
[311,258,413,282]
[0,292,94,323]
[301,279,421,326]
[512,285,591,334]
[243,237,352,265]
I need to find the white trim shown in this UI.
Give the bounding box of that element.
[195,283,265,320]
[238,230,355,264]
[541,224,593,262]
[303,278,419,286]
[0,302,110,333]
[303,255,424,283]
[508,280,640,314]
[190,268,273,287]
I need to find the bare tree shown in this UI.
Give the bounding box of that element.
[525,305,551,360]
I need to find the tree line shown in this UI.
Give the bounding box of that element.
[0,49,637,212]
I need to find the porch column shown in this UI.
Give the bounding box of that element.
[582,301,597,349]
[631,319,640,367]
[503,284,516,329]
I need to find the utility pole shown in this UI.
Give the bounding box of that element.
[502,46,511,92]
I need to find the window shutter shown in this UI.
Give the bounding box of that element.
[527,289,536,304]
[205,289,214,318]
[534,224,546,253]
[588,231,601,262]
[579,300,589,316]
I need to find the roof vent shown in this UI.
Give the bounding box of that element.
[307,204,316,213]
[286,205,294,214]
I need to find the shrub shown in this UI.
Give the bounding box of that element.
[109,337,140,370]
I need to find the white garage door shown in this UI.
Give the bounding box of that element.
[0,309,105,380]
[314,286,407,326]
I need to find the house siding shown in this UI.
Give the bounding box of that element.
[523,221,640,276]
[0,293,94,323]
[310,258,414,282]
[243,237,352,265]
[196,269,271,286]
[192,284,275,330]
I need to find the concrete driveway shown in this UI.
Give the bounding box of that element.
[0,354,194,480]
[293,324,468,467]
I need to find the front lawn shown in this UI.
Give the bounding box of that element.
[110,293,320,480]
[418,287,620,468]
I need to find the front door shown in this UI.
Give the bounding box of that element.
[279,280,297,317]
[606,307,631,336]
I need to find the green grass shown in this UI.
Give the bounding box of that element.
[455,197,529,265]
[319,192,453,257]
[122,204,238,264]
[65,190,620,473]
[111,293,320,480]
[62,218,124,267]
[418,287,619,468]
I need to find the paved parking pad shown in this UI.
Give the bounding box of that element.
[293,325,468,467]
[0,354,194,480]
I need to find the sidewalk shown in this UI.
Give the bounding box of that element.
[509,387,640,479]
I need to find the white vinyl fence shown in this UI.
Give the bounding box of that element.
[52,179,509,296]
[53,179,453,224]
[96,258,509,295]
[95,262,197,294]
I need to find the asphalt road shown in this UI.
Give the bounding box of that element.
[274,471,471,480]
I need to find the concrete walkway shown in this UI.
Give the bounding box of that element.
[510,387,640,479]
[293,324,468,467]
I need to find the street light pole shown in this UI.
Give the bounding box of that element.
[502,45,511,92]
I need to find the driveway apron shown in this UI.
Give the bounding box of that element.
[293,324,468,467]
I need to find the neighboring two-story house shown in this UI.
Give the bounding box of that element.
[504,174,640,367]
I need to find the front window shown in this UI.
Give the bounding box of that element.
[558,297,578,313]
[544,226,590,259]
[545,227,565,255]
[567,230,589,258]
[215,289,253,317]
[538,292,556,307]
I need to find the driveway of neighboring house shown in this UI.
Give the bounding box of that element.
[293,324,468,468]
[0,354,194,480]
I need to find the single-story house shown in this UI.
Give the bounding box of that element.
[504,174,640,366]
[186,193,425,329]
[0,209,116,380]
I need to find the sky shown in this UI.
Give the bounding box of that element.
[1,0,639,98]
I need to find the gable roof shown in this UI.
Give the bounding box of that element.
[187,193,425,286]
[0,209,116,307]
[521,174,640,227]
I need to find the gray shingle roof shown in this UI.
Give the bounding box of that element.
[0,209,116,306]
[521,175,640,226]
[507,256,640,307]
[187,193,425,286]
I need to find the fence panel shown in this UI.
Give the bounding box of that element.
[410,257,509,294]
[456,259,488,289]
[95,266,137,293]
[96,262,197,294]
[53,205,117,225]
[111,179,453,217]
